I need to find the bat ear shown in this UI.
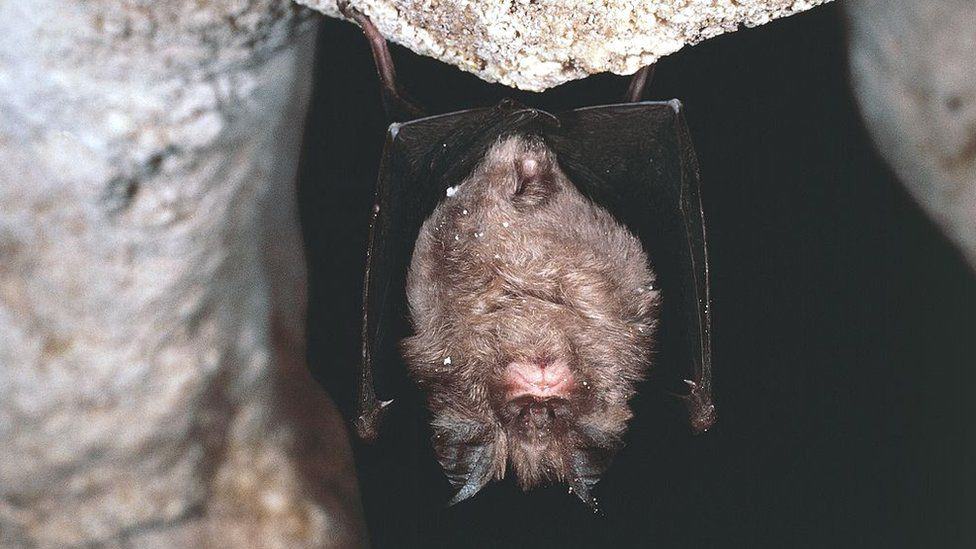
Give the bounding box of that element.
[446,449,495,506]
[568,447,608,511]
[512,147,557,207]
[433,428,499,505]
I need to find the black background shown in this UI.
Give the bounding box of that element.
[299,3,976,547]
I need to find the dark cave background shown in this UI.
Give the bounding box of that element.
[298,3,976,548]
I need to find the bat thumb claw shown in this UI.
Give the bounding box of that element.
[682,381,716,434]
[666,380,716,434]
[355,398,394,443]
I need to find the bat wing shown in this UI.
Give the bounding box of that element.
[552,101,715,432]
[357,101,557,440]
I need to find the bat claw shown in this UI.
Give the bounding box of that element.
[682,379,716,434]
[355,398,393,443]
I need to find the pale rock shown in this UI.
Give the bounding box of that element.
[0,1,365,547]
[846,0,976,269]
[298,0,832,91]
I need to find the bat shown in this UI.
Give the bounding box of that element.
[339,1,715,508]
[401,133,661,506]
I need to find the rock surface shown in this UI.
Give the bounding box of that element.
[0,1,365,547]
[299,0,831,91]
[846,0,976,269]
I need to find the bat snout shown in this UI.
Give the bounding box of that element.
[504,359,574,400]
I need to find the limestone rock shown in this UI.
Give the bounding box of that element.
[299,0,832,91]
[846,0,976,269]
[0,1,364,547]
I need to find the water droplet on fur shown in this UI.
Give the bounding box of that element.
[493,254,501,259]
[372,203,380,214]
[454,234,460,241]
[446,185,459,197]
[443,357,452,365]
[462,209,468,215]
[502,221,510,228]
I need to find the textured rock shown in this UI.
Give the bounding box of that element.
[299,0,831,91]
[846,0,976,269]
[0,1,365,547]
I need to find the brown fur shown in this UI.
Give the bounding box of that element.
[402,135,660,503]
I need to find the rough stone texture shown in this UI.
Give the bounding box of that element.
[0,1,365,547]
[846,0,976,269]
[299,0,831,91]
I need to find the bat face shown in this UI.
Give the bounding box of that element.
[402,135,660,504]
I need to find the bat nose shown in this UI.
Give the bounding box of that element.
[505,359,573,397]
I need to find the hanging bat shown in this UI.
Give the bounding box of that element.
[339,0,715,508]
[401,133,662,506]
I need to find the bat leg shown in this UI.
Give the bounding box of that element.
[624,64,657,103]
[337,0,426,121]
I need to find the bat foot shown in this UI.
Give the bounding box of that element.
[355,398,393,443]
[336,0,353,17]
[683,379,716,434]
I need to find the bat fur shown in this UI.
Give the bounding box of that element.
[402,135,660,506]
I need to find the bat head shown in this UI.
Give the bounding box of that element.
[402,135,660,506]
